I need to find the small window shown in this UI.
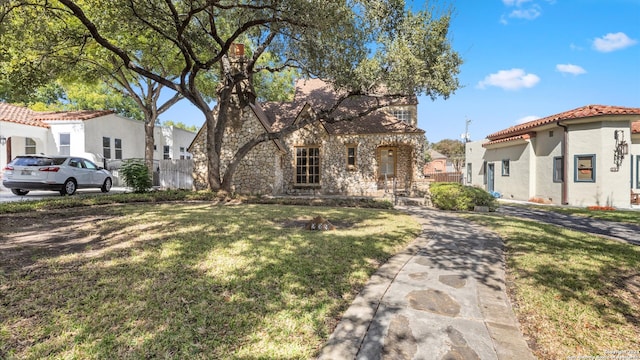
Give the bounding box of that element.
[59,133,71,156]
[392,109,410,123]
[180,147,185,152]
[575,154,595,182]
[553,156,564,183]
[502,159,510,176]
[467,163,472,183]
[549,131,554,137]
[346,145,357,169]
[103,137,111,159]
[482,161,487,184]
[295,146,320,185]
[114,138,122,160]
[163,145,170,160]
[25,138,36,154]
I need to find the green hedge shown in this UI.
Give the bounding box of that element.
[430,182,498,211]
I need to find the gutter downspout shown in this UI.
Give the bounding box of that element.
[557,121,569,205]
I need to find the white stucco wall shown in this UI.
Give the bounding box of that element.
[464,140,488,187]
[483,142,531,201]
[154,126,196,160]
[533,128,563,203]
[0,121,51,172]
[566,121,631,207]
[83,114,146,162]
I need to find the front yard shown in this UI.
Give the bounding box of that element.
[0,203,420,359]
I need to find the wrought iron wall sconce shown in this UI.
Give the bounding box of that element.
[612,130,628,171]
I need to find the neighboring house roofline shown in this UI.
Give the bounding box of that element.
[632,121,640,134]
[486,105,640,141]
[483,133,536,148]
[1,102,116,128]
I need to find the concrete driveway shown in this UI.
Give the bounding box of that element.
[0,186,129,203]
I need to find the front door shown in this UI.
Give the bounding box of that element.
[487,163,495,193]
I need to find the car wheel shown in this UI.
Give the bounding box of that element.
[11,189,29,196]
[60,179,77,196]
[101,178,112,193]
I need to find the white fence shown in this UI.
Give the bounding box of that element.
[158,159,193,190]
[105,159,194,190]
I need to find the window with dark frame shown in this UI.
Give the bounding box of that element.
[346,145,357,169]
[575,154,595,182]
[553,156,564,182]
[115,138,122,160]
[103,137,111,159]
[60,133,71,156]
[467,163,472,183]
[163,145,170,160]
[25,137,36,154]
[502,159,510,176]
[295,146,320,185]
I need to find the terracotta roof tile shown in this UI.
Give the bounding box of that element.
[0,102,114,128]
[487,105,640,140]
[633,121,640,134]
[0,103,48,128]
[482,133,534,147]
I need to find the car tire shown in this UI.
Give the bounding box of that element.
[11,189,29,196]
[101,178,112,193]
[60,179,77,196]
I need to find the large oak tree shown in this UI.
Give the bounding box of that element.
[3,0,462,191]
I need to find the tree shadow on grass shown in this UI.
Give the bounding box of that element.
[0,203,418,359]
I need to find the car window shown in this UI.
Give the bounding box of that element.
[83,160,98,170]
[11,156,55,166]
[69,159,82,168]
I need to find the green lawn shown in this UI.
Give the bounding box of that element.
[465,213,640,360]
[0,203,420,359]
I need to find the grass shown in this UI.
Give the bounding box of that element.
[0,203,420,359]
[464,213,640,360]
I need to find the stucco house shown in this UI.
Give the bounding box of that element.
[189,78,427,196]
[0,102,195,175]
[465,105,640,209]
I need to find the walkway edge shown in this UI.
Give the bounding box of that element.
[316,235,428,359]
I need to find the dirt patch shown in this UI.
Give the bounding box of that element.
[0,207,124,271]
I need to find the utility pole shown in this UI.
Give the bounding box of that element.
[461,117,471,143]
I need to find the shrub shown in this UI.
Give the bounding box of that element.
[430,182,498,211]
[120,159,152,193]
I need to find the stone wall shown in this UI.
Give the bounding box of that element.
[189,107,282,194]
[190,107,427,196]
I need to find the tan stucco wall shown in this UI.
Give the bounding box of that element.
[533,128,563,203]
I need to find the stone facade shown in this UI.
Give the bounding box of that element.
[189,78,428,196]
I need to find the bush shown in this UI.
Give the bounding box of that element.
[120,159,152,193]
[430,182,498,211]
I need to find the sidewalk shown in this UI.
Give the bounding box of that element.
[317,206,534,360]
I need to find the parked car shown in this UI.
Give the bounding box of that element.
[2,155,112,196]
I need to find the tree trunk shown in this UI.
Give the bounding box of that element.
[144,119,155,175]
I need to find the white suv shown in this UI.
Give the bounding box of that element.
[3,155,112,196]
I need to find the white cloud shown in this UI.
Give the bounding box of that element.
[503,0,534,6]
[593,32,638,52]
[509,5,541,20]
[556,64,586,75]
[570,43,583,51]
[477,69,541,90]
[516,115,541,124]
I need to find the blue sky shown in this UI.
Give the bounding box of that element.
[159,0,640,143]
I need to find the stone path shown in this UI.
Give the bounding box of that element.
[318,206,534,360]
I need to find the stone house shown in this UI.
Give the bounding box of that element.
[189,78,427,196]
